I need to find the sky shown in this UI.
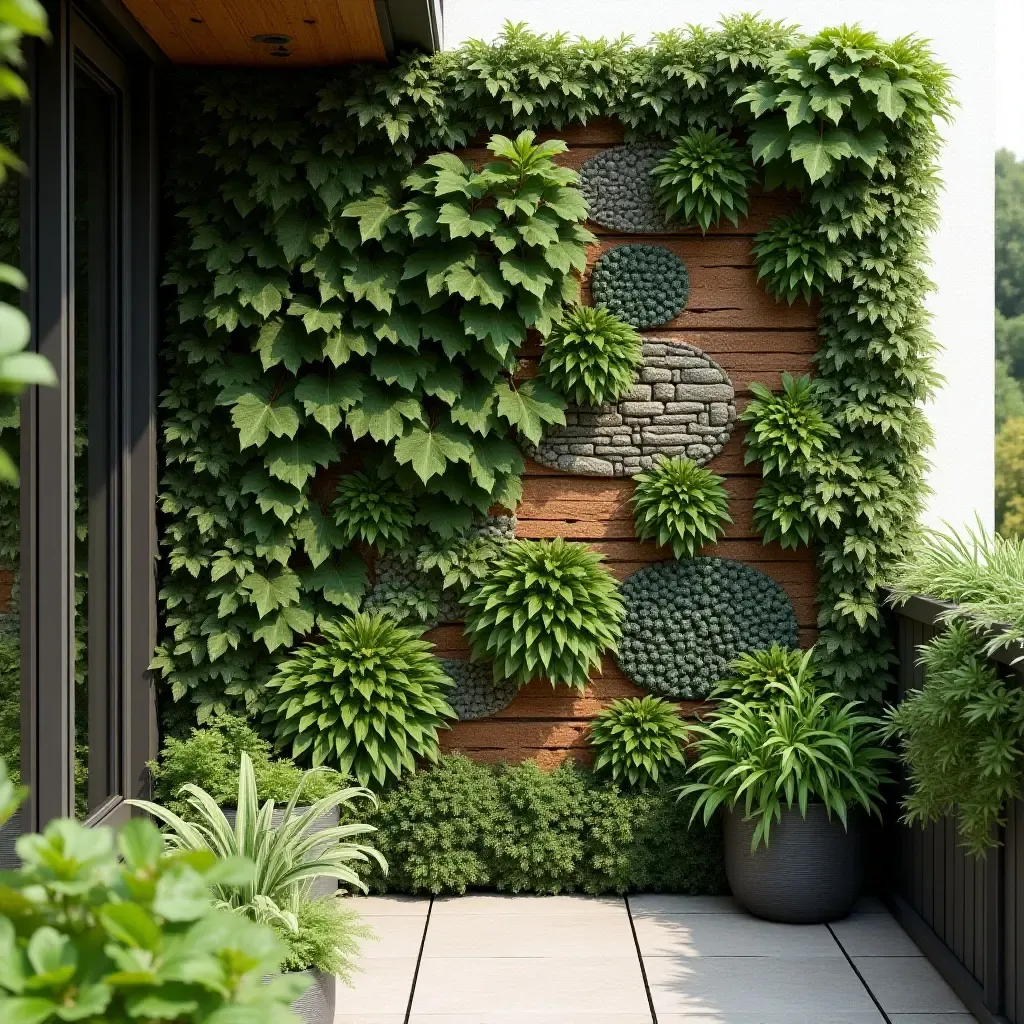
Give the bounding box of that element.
[996,1,1024,157]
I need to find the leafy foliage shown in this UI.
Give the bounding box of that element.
[630,455,732,558]
[679,649,890,850]
[885,623,1024,854]
[280,898,371,982]
[715,643,808,701]
[997,418,1024,537]
[539,304,642,407]
[362,754,726,896]
[997,149,1024,320]
[331,471,414,553]
[0,802,306,1023]
[651,127,756,232]
[589,695,687,790]
[261,612,456,786]
[752,211,848,305]
[130,751,385,929]
[460,537,624,690]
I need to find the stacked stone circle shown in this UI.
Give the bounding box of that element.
[579,143,684,234]
[525,339,736,477]
[441,658,518,721]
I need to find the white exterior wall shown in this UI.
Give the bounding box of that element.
[444,0,996,531]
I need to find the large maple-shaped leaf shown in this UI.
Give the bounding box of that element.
[304,550,367,611]
[445,261,509,308]
[749,117,791,165]
[422,365,463,406]
[345,383,423,443]
[788,125,854,182]
[240,469,306,524]
[468,435,523,491]
[495,379,566,444]
[370,348,436,391]
[393,421,475,484]
[450,379,499,435]
[343,255,402,313]
[341,194,401,242]
[264,433,338,488]
[231,387,301,449]
[287,295,344,335]
[402,196,439,238]
[254,603,316,653]
[294,371,364,434]
[323,325,376,367]
[294,506,348,567]
[420,312,472,359]
[240,566,301,618]
[499,255,553,299]
[438,202,501,239]
[460,303,525,357]
[255,318,322,373]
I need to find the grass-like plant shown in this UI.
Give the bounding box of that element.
[678,648,890,849]
[715,643,809,701]
[332,471,415,553]
[281,898,372,983]
[886,517,1024,655]
[262,612,456,786]
[752,210,851,304]
[129,751,385,931]
[630,456,732,558]
[652,127,756,233]
[539,304,642,407]
[460,537,625,690]
[884,623,1022,854]
[589,695,687,790]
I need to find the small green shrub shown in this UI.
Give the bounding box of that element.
[460,537,625,690]
[716,643,808,701]
[590,696,687,790]
[630,456,732,558]
[364,754,726,896]
[539,304,642,408]
[752,211,850,305]
[884,623,1023,854]
[263,612,456,786]
[332,471,415,554]
[279,898,373,983]
[652,127,756,233]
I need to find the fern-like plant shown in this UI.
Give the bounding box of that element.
[630,456,732,558]
[262,612,456,787]
[652,128,756,233]
[716,643,809,702]
[590,695,687,790]
[332,471,415,553]
[539,304,642,407]
[752,211,851,304]
[460,537,625,690]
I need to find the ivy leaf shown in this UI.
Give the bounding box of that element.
[344,255,402,313]
[499,255,553,299]
[874,80,907,121]
[264,433,338,488]
[445,262,510,308]
[304,551,367,611]
[394,421,475,483]
[467,436,523,490]
[420,312,472,359]
[294,371,365,434]
[371,348,436,391]
[345,383,423,443]
[254,603,316,653]
[341,194,400,242]
[450,379,498,435]
[461,303,525,355]
[402,196,439,238]
[294,506,348,567]
[422,365,463,405]
[241,567,301,618]
[370,308,422,348]
[240,470,306,523]
[230,388,301,449]
[287,295,344,335]
[324,326,376,367]
[438,202,502,239]
[788,125,854,183]
[749,117,791,165]
[256,318,321,373]
[495,379,566,444]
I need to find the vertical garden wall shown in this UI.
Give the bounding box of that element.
[155,18,951,772]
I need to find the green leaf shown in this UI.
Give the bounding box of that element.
[393,422,475,484]
[341,194,400,242]
[324,326,376,367]
[294,506,347,567]
[749,117,791,165]
[265,433,337,487]
[152,867,211,922]
[304,551,367,612]
[450,380,498,435]
[874,80,907,121]
[240,567,301,618]
[499,255,553,299]
[371,348,436,391]
[438,202,501,239]
[254,604,315,652]
[287,295,344,334]
[495,379,566,444]
[99,903,162,951]
[344,255,402,313]
[461,303,525,355]
[0,997,59,1024]
[422,365,463,405]
[255,318,321,373]
[467,436,523,490]
[294,371,364,434]
[345,383,423,443]
[117,819,164,875]
[230,389,301,449]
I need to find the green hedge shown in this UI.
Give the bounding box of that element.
[362,754,726,896]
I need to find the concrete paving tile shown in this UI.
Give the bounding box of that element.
[333,957,418,1015]
[430,893,625,918]
[358,914,427,958]
[852,956,970,1014]
[423,909,636,958]
[408,1016,653,1023]
[634,913,842,958]
[830,912,923,956]
[411,956,650,1014]
[627,895,741,917]
[344,894,431,917]
[335,1017,405,1024]
[645,955,879,1016]
[888,1016,977,1023]
[655,1014,883,1023]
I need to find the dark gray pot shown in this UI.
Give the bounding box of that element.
[265,969,335,1024]
[0,807,22,869]
[221,805,339,898]
[724,803,864,924]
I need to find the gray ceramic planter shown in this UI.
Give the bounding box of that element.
[264,969,335,1024]
[0,807,22,869]
[222,804,339,898]
[724,803,864,924]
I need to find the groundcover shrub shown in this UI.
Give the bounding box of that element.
[360,754,727,896]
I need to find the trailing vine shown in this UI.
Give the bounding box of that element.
[157,17,952,721]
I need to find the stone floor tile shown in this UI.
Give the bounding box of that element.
[429,893,625,917]
[627,895,741,917]
[411,956,650,1014]
[335,1016,405,1024]
[334,957,418,1015]
[645,955,879,1016]
[852,956,970,1014]
[346,894,431,917]
[888,1016,977,1023]
[655,1014,884,1023]
[634,913,841,958]
[408,1016,653,1023]
[423,909,636,958]
[358,914,428,958]
[830,912,924,957]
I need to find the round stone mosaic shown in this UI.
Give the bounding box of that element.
[524,338,736,477]
[579,143,683,234]
[590,244,690,329]
[442,659,518,721]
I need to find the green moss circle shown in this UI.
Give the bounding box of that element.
[615,558,799,700]
[590,244,690,328]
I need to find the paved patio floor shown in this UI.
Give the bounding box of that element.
[335,893,976,1023]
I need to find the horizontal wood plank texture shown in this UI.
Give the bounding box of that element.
[441,124,819,768]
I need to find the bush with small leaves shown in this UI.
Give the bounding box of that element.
[590,695,688,790]
[280,898,372,984]
[262,612,456,787]
[539,304,642,408]
[630,456,732,559]
[461,538,625,690]
[332,471,415,553]
[652,128,757,233]
[590,244,690,328]
[752,211,851,304]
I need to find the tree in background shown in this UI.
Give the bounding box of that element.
[996,150,1024,534]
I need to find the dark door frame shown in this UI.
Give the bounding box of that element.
[20,0,159,831]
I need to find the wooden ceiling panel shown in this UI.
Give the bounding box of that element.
[121,0,387,66]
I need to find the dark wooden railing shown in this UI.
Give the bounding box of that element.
[887,594,1024,1024]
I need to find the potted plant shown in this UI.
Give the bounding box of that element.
[678,646,890,923]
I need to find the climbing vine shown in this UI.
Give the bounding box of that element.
[157,16,952,719]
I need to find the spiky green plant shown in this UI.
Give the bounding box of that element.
[262,612,456,787]
[539,304,642,407]
[590,695,688,790]
[460,538,625,690]
[716,643,810,702]
[752,210,851,304]
[652,128,756,233]
[332,471,415,553]
[678,648,890,850]
[630,456,732,559]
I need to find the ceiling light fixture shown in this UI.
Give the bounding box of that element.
[251,33,292,44]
